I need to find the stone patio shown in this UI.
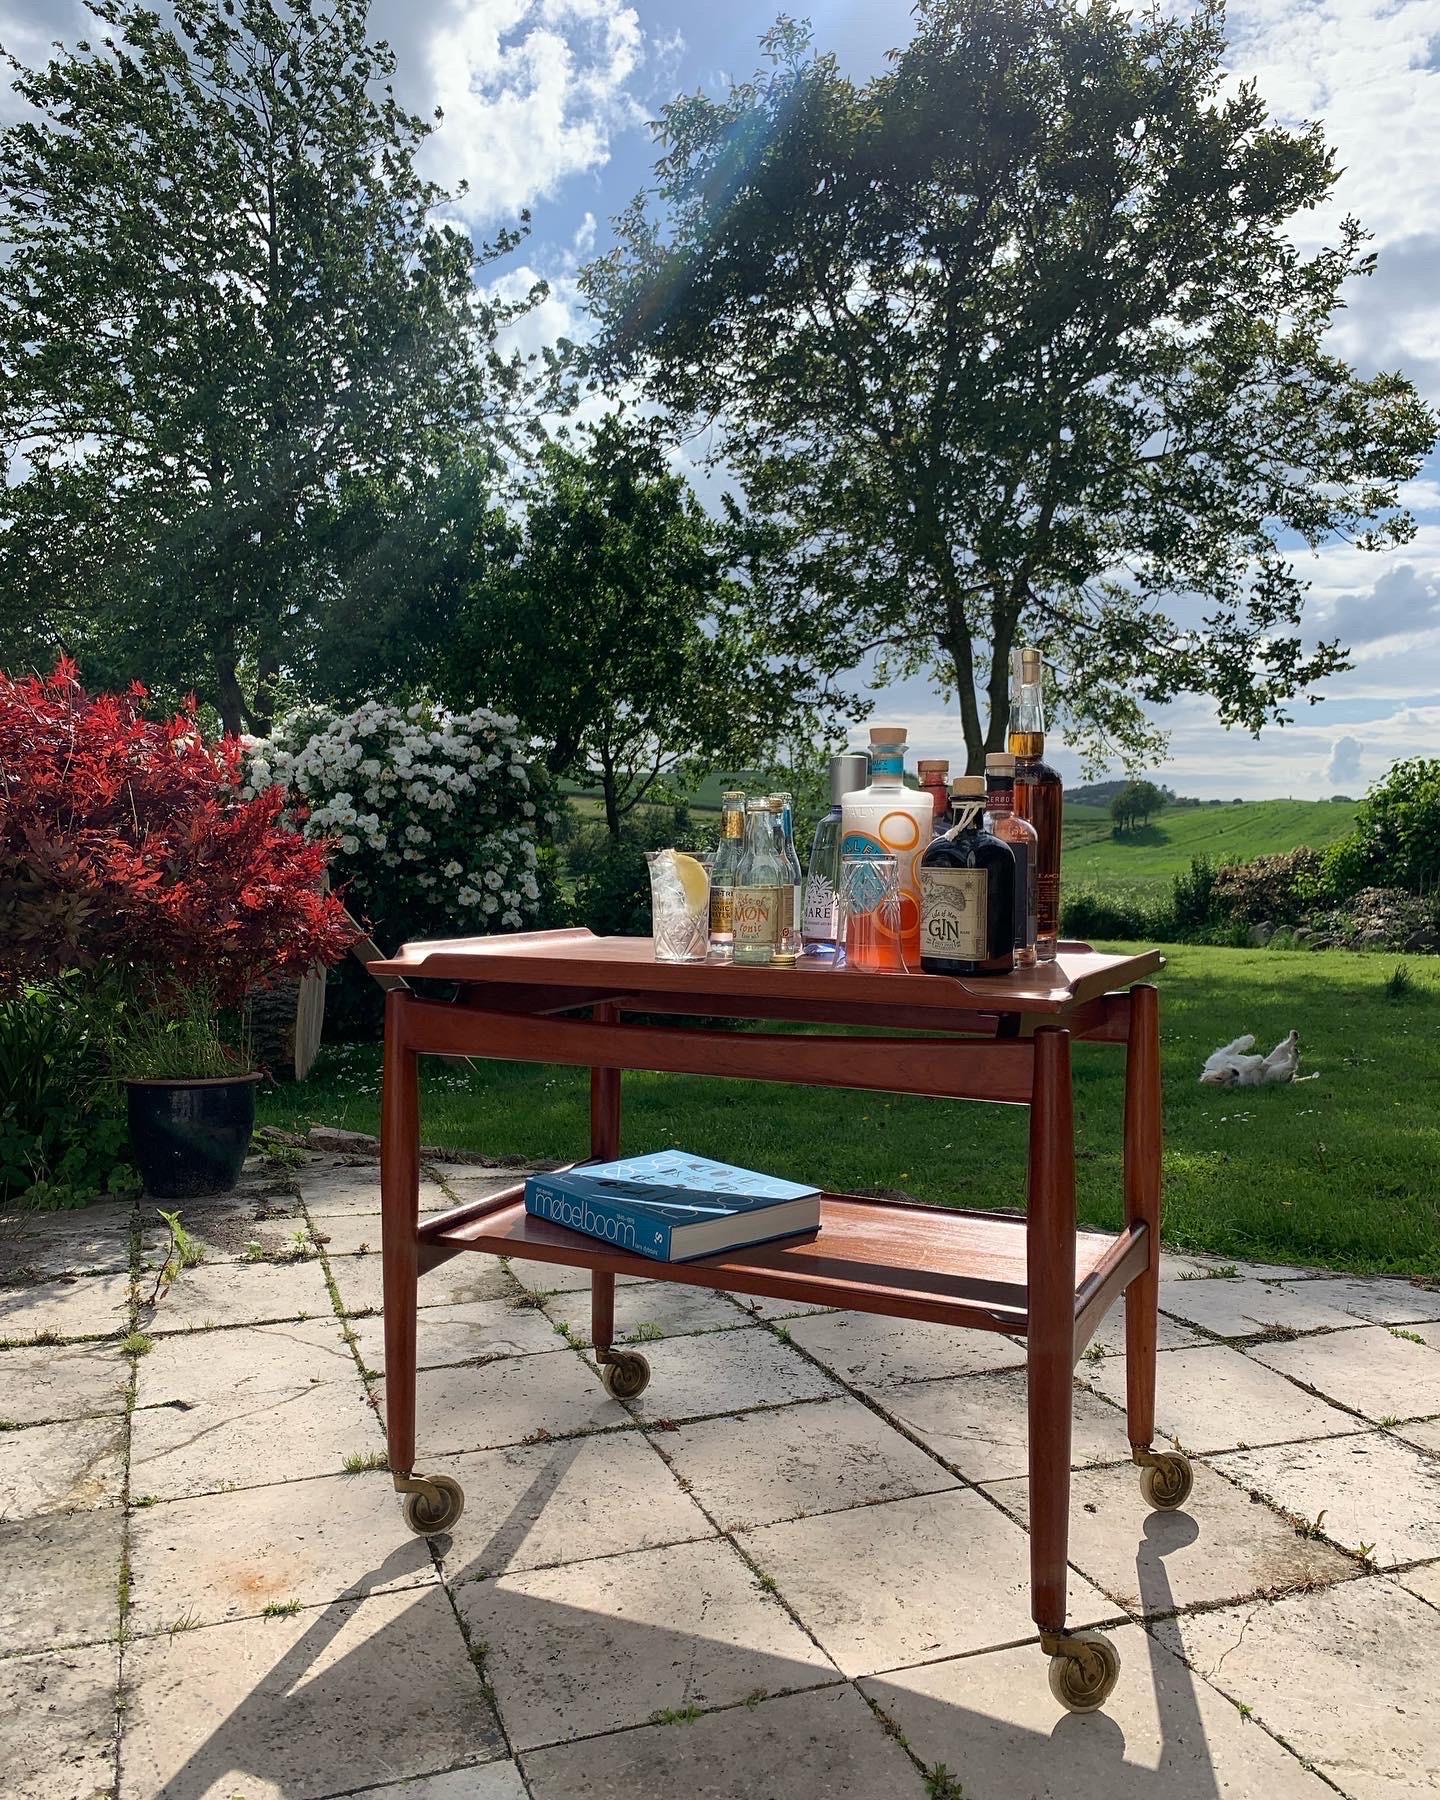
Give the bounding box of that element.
[3,1152,1439,1800]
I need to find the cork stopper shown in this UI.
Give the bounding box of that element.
[1019,647,1042,680]
[949,775,985,799]
[869,726,906,746]
[916,759,949,776]
[985,752,1016,776]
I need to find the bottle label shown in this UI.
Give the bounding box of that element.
[709,882,735,936]
[802,872,838,938]
[1012,844,1037,949]
[733,886,779,949]
[870,750,904,777]
[919,867,988,960]
[722,810,743,839]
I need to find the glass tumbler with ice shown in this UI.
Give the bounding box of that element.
[645,849,711,963]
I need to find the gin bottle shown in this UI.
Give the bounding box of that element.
[918,776,1015,977]
[985,753,1038,967]
[707,790,745,961]
[840,728,934,967]
[803,751,870,958]
[733,796,786,966]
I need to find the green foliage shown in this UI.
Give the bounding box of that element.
[1062,887,1175,943]
[1062,798,1358,893]
[1324,758,1440,898]
[1211,847,1325,926]
[443,415,841,835]
[0,983,132,1206]
[1111,780,1168,833]
[585,0,1435,773]
[1171,857,1221,934]
[1384,963,1416,1002]
[0,0,546,732]
[118,985,249,1080]
[567,805,714,938]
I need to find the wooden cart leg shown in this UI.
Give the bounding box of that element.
[588,1001,651,1400]
[1028,1027,1121,1710]
[1123,982,1193,1511]
[381,992,465,1536]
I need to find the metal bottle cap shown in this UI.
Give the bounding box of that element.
[1020,647,1042,680]
[829,751,870,806]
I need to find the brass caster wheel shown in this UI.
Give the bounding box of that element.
[1047,1630,1121,1714]
[1138,1450,1194,1511]
[600,1350,651,1400]
[400,1474,465,1536]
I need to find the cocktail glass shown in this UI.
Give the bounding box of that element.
[645,849,711,963]
[839,854,906,972]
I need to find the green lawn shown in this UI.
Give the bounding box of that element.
[1061,797,1359,896]
[260,945,1440,1277]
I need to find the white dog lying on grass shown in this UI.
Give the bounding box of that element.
[1199,1030,1300,1087]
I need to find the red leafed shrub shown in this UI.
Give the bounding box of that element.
[0,659,357,1004]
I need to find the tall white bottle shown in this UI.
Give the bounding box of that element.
[839,727,934,970]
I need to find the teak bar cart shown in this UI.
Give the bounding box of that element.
[370,928,1192,1714]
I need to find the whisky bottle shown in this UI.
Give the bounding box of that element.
[733,796,785,966]
[707,790,745,961]
[918,776,1015,977]
[984,753,1038,968]
[916,759,950,833]
[1008,647,1063,962]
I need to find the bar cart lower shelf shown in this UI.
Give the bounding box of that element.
[370,930,1194,1715]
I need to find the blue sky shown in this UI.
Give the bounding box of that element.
[5,0,1438,797]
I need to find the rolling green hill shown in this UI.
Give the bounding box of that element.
[1062,797,1358,894]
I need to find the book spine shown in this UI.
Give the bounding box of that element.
[524,1178,670,1262]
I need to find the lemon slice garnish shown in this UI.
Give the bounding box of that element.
[670,852,709,908]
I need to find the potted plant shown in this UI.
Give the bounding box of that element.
[1,660,356,1198]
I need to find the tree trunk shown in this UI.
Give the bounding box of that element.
[600,759,622,840]
[214,653,246,739]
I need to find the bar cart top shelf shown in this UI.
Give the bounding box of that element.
[370,928,1163,1017]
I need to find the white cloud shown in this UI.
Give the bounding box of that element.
[1325,734,1364,789]
[425,0,645,224]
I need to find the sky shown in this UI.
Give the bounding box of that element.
[3,0,1439,798]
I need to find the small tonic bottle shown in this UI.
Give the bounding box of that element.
[916,760,950,833]
[773,792,804,933]
[802,751,870,958]
[733,796,786,966]
[918,775,1015,977]
[707,790,745,961]
[985,753,1038,968]
[1008,647,1064,961]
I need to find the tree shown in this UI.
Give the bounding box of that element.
[1325,758,1440,896]
[583,0,1437,773]
[0,0,545,735]
[442,414,841,837]
[1111,778,1167,831]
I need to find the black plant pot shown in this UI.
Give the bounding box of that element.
[125,1074,262,1200]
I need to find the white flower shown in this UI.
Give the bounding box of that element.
[443,860,463,878]
[483,870,503,891]
[457,886,479,906]
[340,834,359,854]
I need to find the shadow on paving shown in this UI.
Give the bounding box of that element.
[146,1438,1236,1800]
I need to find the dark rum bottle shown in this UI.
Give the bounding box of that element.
[918,776,1015,977]
[1008,647,1064,961]
[985,753,1038,968]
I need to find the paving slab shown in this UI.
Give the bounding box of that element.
[1398,1417,1440,1454]
[542,1280,750,1347]
[127,1470,436,1634]
[119,1586,504,1800]
[626,1324,845,1423]
[1395,1560,1440,1608]
[654,1395,960,1531]
[1079,1307,1203,1357]
[876,1370,1130,1482]
[0,1508,123,1653]
[139,1255,334,1334]
[0,1414,127,1518]
[1248,1322,1440,1423]
[0,1200,135,1278]
[739,1487,1113,1678]
[130,1377,381,1502]
[786,1309,1027,1389]
[1152,1578,1440,1800]
[1268,1275,1440,1325]
[304,1213,385,1256]
[328,1249,517,1316]
[1211,1431,1440,1567]
[1156,1274,1360,1338]
[862,1624,1335,1800]
[139,1196,306,1266]
[301,1169,451,1216]
[0,1643,119,1800]
[432,1429,713,1582]
[456,1535,835,1749]
[360,1767,528,1800]
[132,1315,357,1409]
[523,1681,927,1799]
[1084,1343,1361,1453]
[504,1255,650,1295]
[731,1291,835,1322]
[378,1347,627,1455]
[0,1272,132,1343]
[985,1458,1355,1614]
[351,1297,561,1374]
[0,1339,130,1425]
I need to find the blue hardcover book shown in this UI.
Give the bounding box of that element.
[523,1150,821,1263]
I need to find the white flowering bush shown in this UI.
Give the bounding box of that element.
[243,699,560,947]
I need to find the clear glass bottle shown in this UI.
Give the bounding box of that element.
[803,751,870,958]
[772,792,804,932]
[707,790,745,961]
[840,728,934,968]
[733,796,786,966]
[985,753,1038,968]
[1008,647,1063,962]
[916,759,950,833]
[918,775,1015,977]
